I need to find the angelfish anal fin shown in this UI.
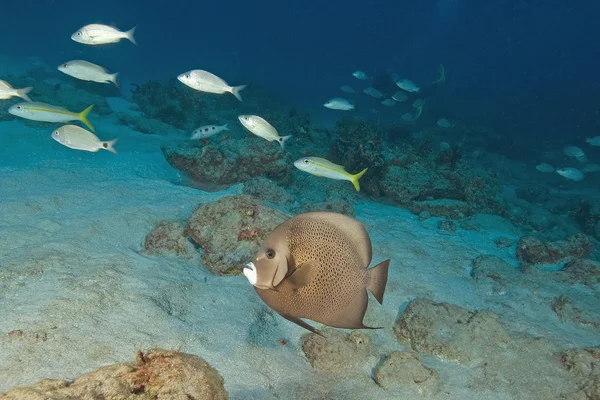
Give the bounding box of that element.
[281,314,324,337]
[287,260,318,289]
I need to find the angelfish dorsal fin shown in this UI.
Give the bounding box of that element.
[287,260,318,289]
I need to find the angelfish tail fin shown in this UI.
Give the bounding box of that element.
[366,259,390,304]
[351,167,368,191]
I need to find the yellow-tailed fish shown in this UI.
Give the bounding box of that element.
[52,125,117,154]
[0,80,32,102]
[8,102,95,131]
[238,115,291,149]
[294,157,368,191]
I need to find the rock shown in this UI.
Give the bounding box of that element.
[515,184,552,204]
[0,349,227,400]
[162,137,292,187]
[373,351,439,396]
[186,195,289,275]
[418,211,431,221]
[242,176,295,206]
[495,236,515,248]
[551,295,600,328]
[559,348,600,399]
[144,221,195,258]
[297,198,355,217]
[470,255,520,292]
[301,329,372,373]
[412,199,470,220]
[561,259,600,287]
[516,234,593,265]
[437,219,457,232]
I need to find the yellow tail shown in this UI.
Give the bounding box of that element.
[351,167,368,191]
[78,104,95,132]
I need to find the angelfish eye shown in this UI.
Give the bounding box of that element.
[266,249,276,259]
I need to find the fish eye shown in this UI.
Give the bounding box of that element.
[185,74,190,79]
[303,159,309,164]
[266,249,276,259]
[63,63,68,67]
[16,106,22,110]
[77,31,82,36]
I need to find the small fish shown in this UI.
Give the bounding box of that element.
[191,123,229,140]
[324,98,354,111]
[243,211,390,335]
[586,136,600,146]
[58,60,119,87]
[71,24,136,46]
[0,80,32,102]
[401,113,415,122]
[437,118,453,128]
[352,71,369,80]
[563,146,585,157]
[414,100,425,120]
[412,98,424,108]
[52,124,117,154]
[381,98,396,107]
[363,87,383,98]
[582,164,600,173]
[340,85,355,94]
[396,78,420,93]
[238,115,291,149]
[392,91,408,102]
[294,157,367,191]
[9,102,95,131]
[556,167,584,182]
[536,163,555,173]
[178,69,246,101]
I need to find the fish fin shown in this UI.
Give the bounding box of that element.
[223,122,229,131]
[231,85,247,101]
[17,87,32,102]
[102,139,118,154]
[350,167,368,191]
[366,259,390,305]
[110,72,120,88]
[79,104,95,132]
[278,135,292,150]
[281,314,323,336]
[126,26,137,45]
[287,260,317,289]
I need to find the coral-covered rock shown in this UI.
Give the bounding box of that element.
[297,198,355,217]
[559,348,600,399]
[144,221,195,258]
[551,295,600,328]
[561,259,600,287]
[0,349,227,400]
[186,195,289,275]
[301,329,372,373]
[516,234,593,265]
[515,184,552,204]
[470,255,520,291]
[242,176,295,206]
[412,199,469,220]
[437,219,457,232]
[373,351,439,396]
[570,200,600,240]
[163,138,292,187]
[495,236,515,248]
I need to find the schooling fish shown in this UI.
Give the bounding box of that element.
[352,71,370,80]
[52,124,117,154]
[72,24,137,46]
[238,115,291,149]
[586,136,600,146]
[58,60,119,87]
[0,80,32,102]
[324,97,354,111]
[9,102,95,131]
[396,78,420,93]
[556,167,584,182]
[178,69,247,101]
[294,157,367,191]
[243,212,390,335]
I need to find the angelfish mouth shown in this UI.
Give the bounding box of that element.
[243,262,257,286]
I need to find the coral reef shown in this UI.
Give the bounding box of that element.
[0,349,227,399]
[560,348,600,399]
[242,176,295,206]
[373,351,440,396]
[186,195,289,275]
[296,198,355,217]
[516,234,594,265]
[143,221,195,258]
[163,138,292,188]
[301,329,372,373]
[560,259,600,287]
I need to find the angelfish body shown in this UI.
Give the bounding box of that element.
[58,60,119,87]
[8,102,95,131]
[294,156,367,191]
[243,212,390,334]
[52,124,117,154]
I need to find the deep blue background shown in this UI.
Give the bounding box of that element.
[1,0,598,145]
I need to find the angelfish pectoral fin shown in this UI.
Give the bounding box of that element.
[287,260,317,289]
[281,314,324,337]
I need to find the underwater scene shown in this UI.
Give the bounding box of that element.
[1,0,599,399]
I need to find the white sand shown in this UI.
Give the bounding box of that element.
[0,102,598,399]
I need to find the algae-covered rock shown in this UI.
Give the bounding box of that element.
[301,329,372,373]
[0,349,227,400]
[373,351,439,396]
[186,195,289,275]
[516,234,593,265]
[143,221,195,258]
